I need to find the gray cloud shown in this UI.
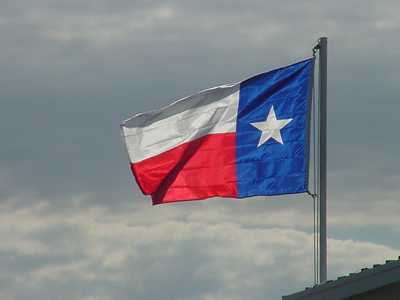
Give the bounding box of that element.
[0,198,398,300]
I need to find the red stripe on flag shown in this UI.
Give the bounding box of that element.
[130,133,238,204]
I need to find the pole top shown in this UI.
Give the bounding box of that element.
[313,37,327,56]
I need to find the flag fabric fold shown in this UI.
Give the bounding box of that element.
[121,58,314,205]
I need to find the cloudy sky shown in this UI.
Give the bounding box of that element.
[1,1,400,299]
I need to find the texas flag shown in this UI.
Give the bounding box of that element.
[121,59,314,205]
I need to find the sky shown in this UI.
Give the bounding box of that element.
[1,0,400,299]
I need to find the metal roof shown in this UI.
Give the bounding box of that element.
[283,256,400,300]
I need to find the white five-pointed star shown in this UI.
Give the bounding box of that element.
[250,105,293,147]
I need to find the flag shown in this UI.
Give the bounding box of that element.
[121,58,314,205]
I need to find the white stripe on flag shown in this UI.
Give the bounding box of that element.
[122,84,240,163]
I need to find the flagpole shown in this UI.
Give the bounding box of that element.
[318,37,328,283]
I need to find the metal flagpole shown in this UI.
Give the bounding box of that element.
[318,37,328,283]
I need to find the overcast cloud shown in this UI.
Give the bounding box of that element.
[1,1,400,299]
